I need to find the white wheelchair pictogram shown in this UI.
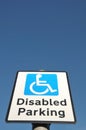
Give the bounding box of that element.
[30,74,57,94]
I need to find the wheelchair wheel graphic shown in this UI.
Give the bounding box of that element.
[30,82,49,95]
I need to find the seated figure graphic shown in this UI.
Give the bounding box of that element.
[30,74,57,94]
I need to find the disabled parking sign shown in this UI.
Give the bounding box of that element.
[6,71,76,123]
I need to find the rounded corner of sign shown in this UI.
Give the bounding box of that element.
[73,117,77,123]
[5,117,8,123]
[5,118,10,123]
[68,118,76,124]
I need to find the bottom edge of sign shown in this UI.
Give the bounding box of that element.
[6,120,76,124]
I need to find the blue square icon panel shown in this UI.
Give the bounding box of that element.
[24,74,59,96]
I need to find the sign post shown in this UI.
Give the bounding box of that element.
[6,71,76,129]
[32,123,50,130]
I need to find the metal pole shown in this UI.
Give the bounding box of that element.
[32,123,50,130]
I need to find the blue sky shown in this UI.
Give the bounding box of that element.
[0,0,86,130]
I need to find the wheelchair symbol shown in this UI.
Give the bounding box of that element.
[30,74,57,94]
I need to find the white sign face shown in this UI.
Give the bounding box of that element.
[6,71,75,123]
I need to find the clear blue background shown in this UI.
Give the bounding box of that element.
[0,0,86,130]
